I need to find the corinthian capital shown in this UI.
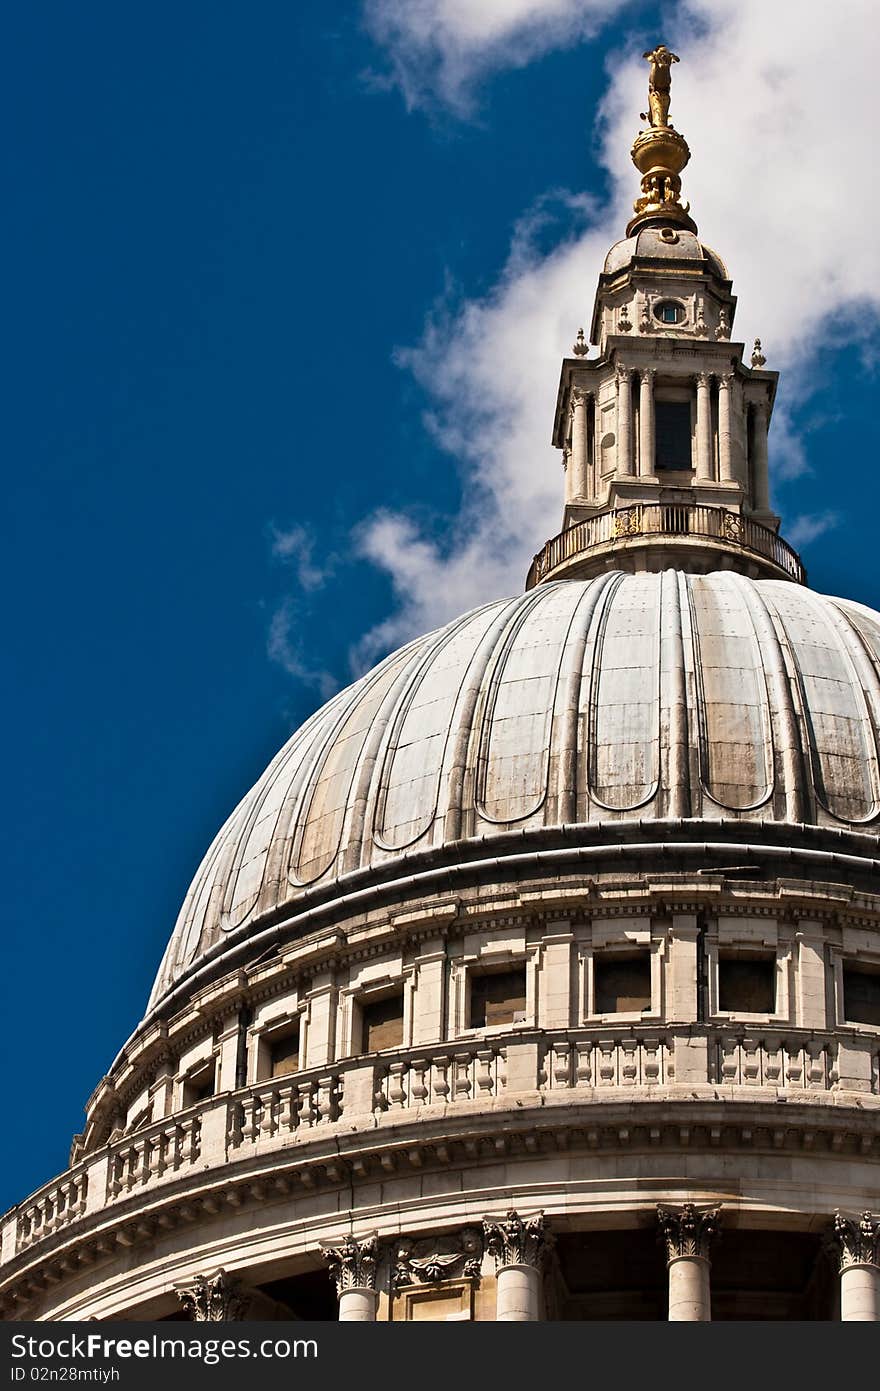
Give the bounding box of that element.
[570,387,589,410]
[483,1209,551,1270]
[832,1211,880,1272]
[320,1232,380,1294]
[657,1204,720,1263]
[175,1269,250,1322]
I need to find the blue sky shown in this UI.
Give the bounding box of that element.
[4,1,879,1213]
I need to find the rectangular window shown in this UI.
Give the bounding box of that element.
[655,400,692,470]
[469,968,527,1029]
[594,953,652,1014]
[718,954,776,1014]
[362,992,405,1052]
[843,964,880,1026]
[268,1022,301,1078]
[182,1060,215,1107]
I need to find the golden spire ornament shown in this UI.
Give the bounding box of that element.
[627,44,697,236]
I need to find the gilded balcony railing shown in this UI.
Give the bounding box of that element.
[526,505,805,588]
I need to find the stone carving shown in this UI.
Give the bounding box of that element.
[393,1227,483,1288]
[715,307,731,340]
[572,327,589,356]
[831,1211,880,1271]
[320,1233,380,1294]
[657,1204,721,1263]
[483,1209,551,1270]
[571,387,589,411]
[613,506,642,538]
[751,337,766,367]
[694,300,708,336]
[618,304,633,333]
[175,1269,249,1322]
[721,512,743,542]
[641,45,680,128]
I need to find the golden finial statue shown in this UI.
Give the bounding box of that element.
[641,45,680,128]
[626,44,697,237]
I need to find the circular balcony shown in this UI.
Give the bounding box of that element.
[2,1021,878,1318]
[526,505,806,589]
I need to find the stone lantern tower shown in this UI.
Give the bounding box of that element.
[1,46,879,1325]
[534,44,789,588]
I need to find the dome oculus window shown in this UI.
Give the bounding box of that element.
[654,300,685,325]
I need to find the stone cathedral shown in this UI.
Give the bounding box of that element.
[3,47,880,1323]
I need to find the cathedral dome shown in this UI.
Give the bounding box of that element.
[602,227,728,280]
[149,570,880,1012]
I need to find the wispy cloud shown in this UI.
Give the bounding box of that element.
[363,0,631,114]
[354,0,880,653]
[785,511,840,551]
[268,522,329,592]
[267,596,339,700]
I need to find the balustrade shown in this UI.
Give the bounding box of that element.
[227,1069,343,1149]
[107,1113,202,1197]
[542,1032,671,1090]
[376,1043,507,1110]
[6,1027,879,1270]
[16,1173,88,1253]
[527,504,805,588]
[712,1033,838,1090]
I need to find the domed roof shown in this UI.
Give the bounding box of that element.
[148,571,880,1011]
[603,227,728,280]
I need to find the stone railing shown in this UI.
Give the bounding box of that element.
[526,505,805,588]
[6,1027,879,1269]
[711,1032,837,1090]
[541,1030,672,1089]
[375,1042,507,1111]
[15,1173,89,1255]
[106,1112,202,1198]
[227,1067,343,1148]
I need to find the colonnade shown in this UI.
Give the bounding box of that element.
[172,1208,879,1322]
[564,369,771,507]
[313,1207,880,1323]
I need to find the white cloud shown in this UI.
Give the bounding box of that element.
[363,0,630,112]
[268,522,328,592]
[356,0,880,653]
[267,597,339,699]
[786,511,840,551]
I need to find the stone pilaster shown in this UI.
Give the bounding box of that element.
[483,1209,551,1321]
[657,1203,720,1321]
[175,1268,250,1322]
[320,1233,380,1321]
[831,1211,880,1321]
[751,399,771,510]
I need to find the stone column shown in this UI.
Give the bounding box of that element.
[657,1204,720,1321]
[483,1209,551,1321]
[321,1233,380,1321]
[695,372,713,481]
[175,1268,250,1321]
[751,399,771,510]
[616,366,634,477]
[638,368,655,477]
[570,388,589,499]
[832,1212,880,1320]
[717,374,735,483]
